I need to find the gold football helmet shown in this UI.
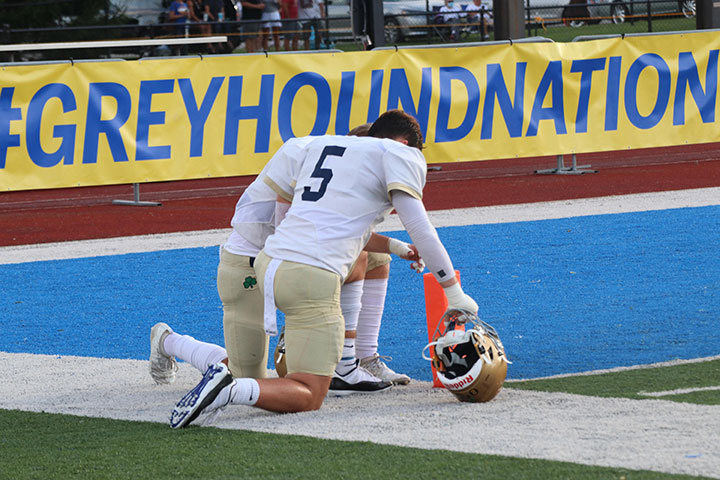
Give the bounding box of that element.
[422,310,510,403]
[273,327,287,378]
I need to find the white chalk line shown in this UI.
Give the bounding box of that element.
[2,186,720,265]
[638,386,720,398]
[1,351,718,479]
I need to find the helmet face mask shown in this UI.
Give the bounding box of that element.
[423,310,509,403]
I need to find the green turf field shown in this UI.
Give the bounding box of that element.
[508,358,720,405]
[0,409,711,480]
[2,358,717,480]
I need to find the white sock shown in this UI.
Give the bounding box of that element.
[355,277,388,360]
[163,333,228,374]
[336,338,357,375]
[340,280,364,331]
[229,378,260,406]
[337,281,364,374]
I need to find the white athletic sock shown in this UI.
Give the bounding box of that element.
[163,333,228,374]
[229,378,260,406]
[336,280,364,374]
[340,280,364,331]
[336,338,357,375]
[355,277,388,360]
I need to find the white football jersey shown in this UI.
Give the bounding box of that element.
[222,137,313,257]
[262,135,427,280]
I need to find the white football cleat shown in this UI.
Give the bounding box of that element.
[170,362,234,429]
[149,322,178,385]
[328,360,392,396]
[360,353,411,385]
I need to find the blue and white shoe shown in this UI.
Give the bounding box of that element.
[170,363,233,429]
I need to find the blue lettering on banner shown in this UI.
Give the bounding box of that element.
[0,87,23,169]
[335,71,357,135]
[26,83,77,168]
[435,66,480,143]
[367,70,384,123]
[527,61,566,137]
[224,75,274,154]
[179,77,224,157]
[604,56,622,131]
[82,82,131,163]
[5,47,720,183]
[136,79,174,161]
[481,62,526,139]
[277,72,331,141]
[673,50,718,126]
[386,68,432,141]
[625,53,671,130]
[570,58,606,134]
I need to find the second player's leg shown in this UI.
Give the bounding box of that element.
[217,248,269,379]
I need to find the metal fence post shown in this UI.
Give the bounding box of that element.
[535,154,598,175]
[112,183,162,207]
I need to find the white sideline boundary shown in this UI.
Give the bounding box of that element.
[507,354,720,382]
[0,351,718,479]
[639,386,720,397]
[2,186,720,265]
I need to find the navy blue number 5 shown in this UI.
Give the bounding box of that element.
[301,145,346,202]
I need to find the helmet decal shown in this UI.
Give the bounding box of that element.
[422,310,509,403]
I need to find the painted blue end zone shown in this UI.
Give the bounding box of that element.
[2,206,718,381]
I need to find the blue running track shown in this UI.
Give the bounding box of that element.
[2,205,718,381]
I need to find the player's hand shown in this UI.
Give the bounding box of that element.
[443,283,478,315]
[410,258,426,274]
[388,238,421,262]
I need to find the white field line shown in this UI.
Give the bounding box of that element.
[2,186,720,265]
[638,386,720,397]
[507,354,720,382]
[1,351,719,479]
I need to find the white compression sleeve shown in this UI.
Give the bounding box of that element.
[391,191,455,283]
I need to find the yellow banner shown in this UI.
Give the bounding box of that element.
[1,30,719,191]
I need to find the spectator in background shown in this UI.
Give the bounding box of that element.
[190,0,216,52]
[188,0,203,24]
[241,0,265,52]
[167,0,191,54]
[437,0,464,41]
[204,0,226,30]
[465,0,491,40]
[223,0,242,52]
[280,0,300,51]
[261,0,283,51]
[204,0,229,52]
[298,0,324,50]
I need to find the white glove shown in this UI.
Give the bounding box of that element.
[411,258,426,273]
[443,283,478,315]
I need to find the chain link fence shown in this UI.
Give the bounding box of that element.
[0,0,701,59]
[525,0,697,40]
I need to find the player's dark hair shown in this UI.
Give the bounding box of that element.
[348,122,372,137]
[368,110,424,151]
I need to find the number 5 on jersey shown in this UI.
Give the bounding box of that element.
[301,145,346,202]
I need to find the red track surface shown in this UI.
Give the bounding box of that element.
[2,143,720,247]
